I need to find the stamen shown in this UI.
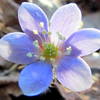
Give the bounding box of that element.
[41,30,47,42]
[39,22,47,41]
[57,32,65,40]
[33,30,44,42]
[26,52,33,58]
[40,56,45,61]
[50,58,55,62]
[48,31,52,35]
[39,22,44,28]
[33,40,39,48]
[34,55,39,58]
[65,46,72,55]
[33,29,38,34]
[42,30,47,34]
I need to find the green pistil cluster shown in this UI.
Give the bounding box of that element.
[43,43,58,59]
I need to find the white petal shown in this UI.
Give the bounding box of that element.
[50,3,82,45]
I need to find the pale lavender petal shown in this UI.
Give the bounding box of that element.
[50,3,82,45]
[18,2,49,42]
[0,32,38,64]
[56,56,93,92]
[64,28,100,56]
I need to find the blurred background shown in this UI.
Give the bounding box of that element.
[0,0,100,100]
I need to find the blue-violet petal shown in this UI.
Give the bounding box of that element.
[19,61,52,96]
[0,32,38,64]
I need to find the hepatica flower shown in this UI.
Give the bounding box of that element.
[0,2,100,96]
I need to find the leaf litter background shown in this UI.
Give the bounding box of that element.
[0,0,100,100]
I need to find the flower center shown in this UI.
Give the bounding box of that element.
[42,43,58,60]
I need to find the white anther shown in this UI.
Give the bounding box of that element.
[33,29,38,34]
[34,55,39,58]
[50,58,55,62]
[39,22,44,28]
[33,40,39,48]
[40,56,45,61]
[57,32,65,40]
[26,52,33,58]
[66,46,72,55]
[66,46,71,50]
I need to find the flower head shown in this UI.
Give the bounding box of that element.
[0,2,100,96]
